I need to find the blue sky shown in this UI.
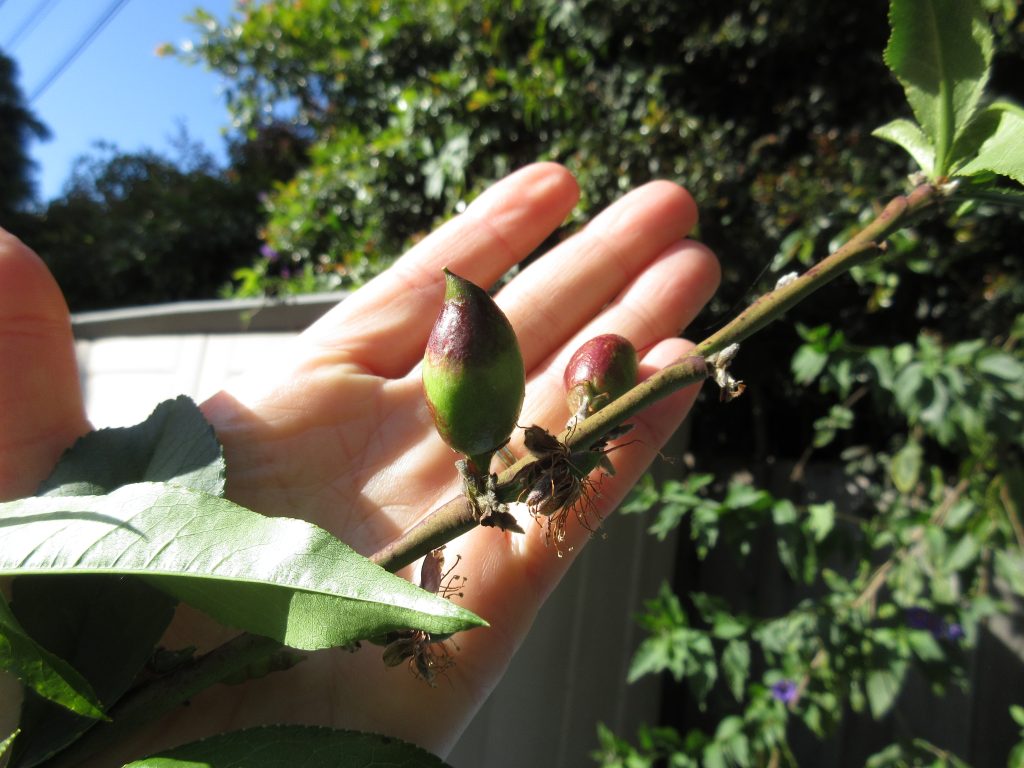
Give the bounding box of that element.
[1,0,236,202]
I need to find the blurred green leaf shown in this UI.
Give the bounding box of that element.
[866,662,906,719]
[721,640,750,702]
[890,439,923,493]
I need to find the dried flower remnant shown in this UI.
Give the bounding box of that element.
[512,424,631,554]
[382,547,466,686]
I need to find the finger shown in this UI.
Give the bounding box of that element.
[496,180,699,371]
[0,229,89,500]
[302,163,580,378]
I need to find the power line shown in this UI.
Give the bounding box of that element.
[29,0,132,102]
[6,0,63,50]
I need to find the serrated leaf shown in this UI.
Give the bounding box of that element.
[873,118,936,175]
[0,483,486,651]
[122,725,451,767]
[954,101,1024,183]
[884,0,994,176]
[0,597,104,720]
[39,396,224,498]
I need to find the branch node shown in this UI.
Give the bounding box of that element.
[706,343,746,402]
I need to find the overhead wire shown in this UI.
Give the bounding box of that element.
[5,0,64,50]
[29,0,132,102]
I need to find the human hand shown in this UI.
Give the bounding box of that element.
[0,163,719,762]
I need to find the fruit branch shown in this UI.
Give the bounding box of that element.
[371,182,941,573]
[54,185,940,766]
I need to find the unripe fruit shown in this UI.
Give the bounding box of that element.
[422,269,525,469]
[564,333,639,419]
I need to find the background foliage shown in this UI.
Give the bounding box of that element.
[0,49,48,224]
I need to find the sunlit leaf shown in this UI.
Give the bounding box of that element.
[872,118,935,175]
[38,396,224,498]
[884,0,993,176]
[953,101,1024,184]
[0,483,486,651]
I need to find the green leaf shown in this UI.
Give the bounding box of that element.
[976,349,1024,381]
[872,118,936,175]
[619,472,659,515]
[0,483,486,651]
[721,639,750,702]
[807,503,836,543]
[1010,704,1024,728]
[884,0,994,177]
[995,550,1024,596]
[791,345,829,386]
[39,396,225,498]
[890,440,923,494]
[2,401,210,768]
[10,577,176,768]
[122,725,451,767]
[866,662,907,719]
[0,597,105,720]
[954,101,1024,183]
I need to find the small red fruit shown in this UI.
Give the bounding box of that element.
[563,334,639,419]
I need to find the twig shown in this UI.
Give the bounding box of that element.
[372,183,940,573]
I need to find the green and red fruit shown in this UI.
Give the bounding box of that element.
[422,269,525,470]
[563,333,639,419]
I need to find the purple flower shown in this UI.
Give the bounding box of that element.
[904,607,963,642]
[260,244,280,262]
[941,622,965,641]
[771,679,798,704]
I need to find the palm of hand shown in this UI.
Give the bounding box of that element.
[0,163,718,761]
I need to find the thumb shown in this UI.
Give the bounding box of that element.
[0,228,89,500]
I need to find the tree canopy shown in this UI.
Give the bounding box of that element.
[0,49,49,220]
